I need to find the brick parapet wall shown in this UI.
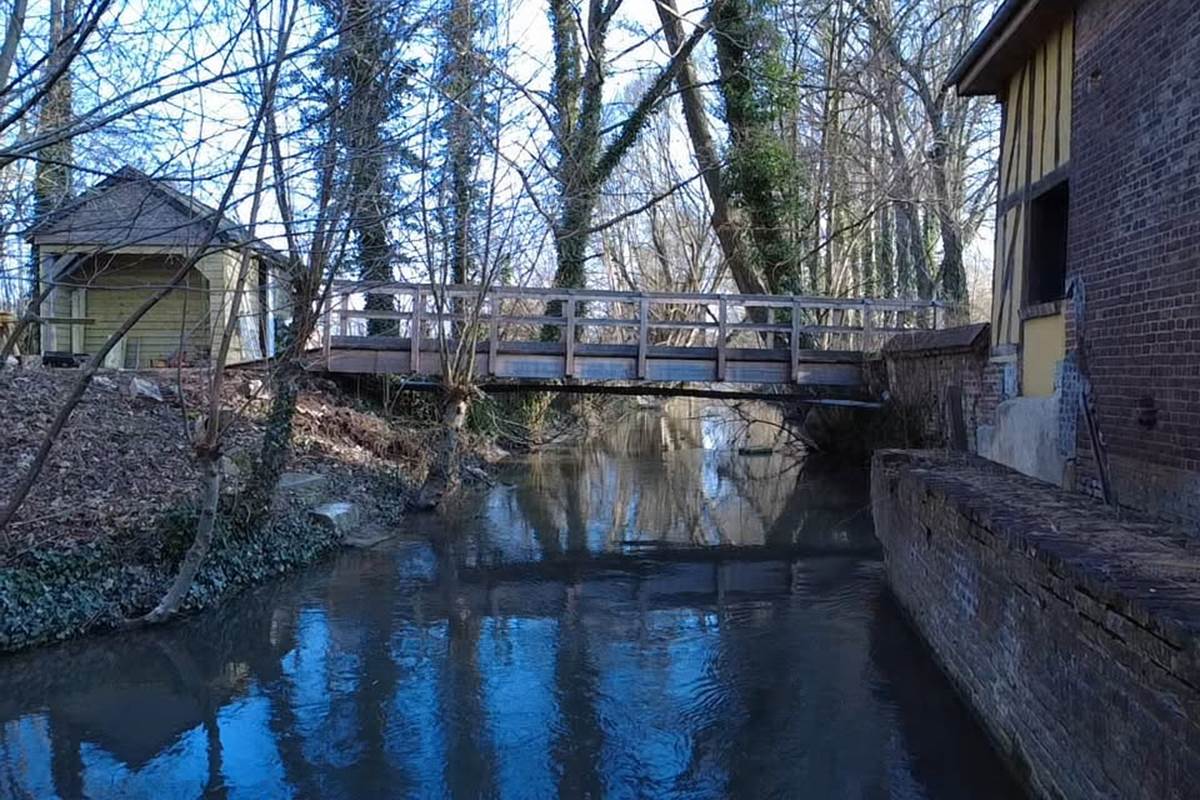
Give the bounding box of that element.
[1068,0,1200,516]
[872,449,1200,799]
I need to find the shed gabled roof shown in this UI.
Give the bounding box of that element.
[27,166,283,262]
[946,0,1076,97]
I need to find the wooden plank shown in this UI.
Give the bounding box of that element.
[564,295,576,377]
[338,293,349,336]
[339,309,414,321]
[730,321,792,334]
[637,296,649,379]
[1033,37,1047,181]
[717,297,727,381]
[36,317,95,325]
[575,316,640,329]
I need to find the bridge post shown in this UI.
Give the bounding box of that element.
[565,293,576,377]
[790,298,800,383]
[488,294,499,377]
[717,296,727,381]
[410,287,422,374]
[862,300,875,351]
[322,292,333,366]
[637,295,649,379]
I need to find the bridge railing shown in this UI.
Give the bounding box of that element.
[319,281,945,375]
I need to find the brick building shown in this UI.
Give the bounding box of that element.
[947,0,1200,523]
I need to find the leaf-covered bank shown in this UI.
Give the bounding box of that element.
[0,368,459,653]
[0,508,344,652]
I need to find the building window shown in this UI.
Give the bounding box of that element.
[1026,181,1069,306]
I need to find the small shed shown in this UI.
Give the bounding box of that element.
[27,166,283,368]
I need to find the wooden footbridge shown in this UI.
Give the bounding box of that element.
[314,283,944,401]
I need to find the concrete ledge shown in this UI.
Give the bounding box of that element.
[871,449,1200,800]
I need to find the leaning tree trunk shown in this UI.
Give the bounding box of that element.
[140,450,222,623]
[416,388,471,511]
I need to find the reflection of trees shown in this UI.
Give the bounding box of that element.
[551,585,604,799]
[436,545,498,800]
[0,580,305,798]
[508,402,872,553]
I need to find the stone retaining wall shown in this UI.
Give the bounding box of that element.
[871,449,1200,800]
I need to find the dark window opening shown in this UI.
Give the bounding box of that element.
[1026,181,1069,305]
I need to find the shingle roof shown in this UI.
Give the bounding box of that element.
[26,165,284,263]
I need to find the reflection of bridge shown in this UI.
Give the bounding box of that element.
[314,283,944,399]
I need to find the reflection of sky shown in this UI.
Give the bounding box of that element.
[595,610,727,799]
[0,715,58,800]
[81,725,207,800]
[479,617,559,799]
[218,690,294,800]
[282,607,365,780]
[385,621,450,798]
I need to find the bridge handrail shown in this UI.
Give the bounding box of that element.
[318,281,950,373]
[327,280,944,313]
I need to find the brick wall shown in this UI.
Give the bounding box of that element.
[1067,0,1200,520]
[879,324,999,451]
[872,449,1200,800]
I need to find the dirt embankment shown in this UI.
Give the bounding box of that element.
[0,366,473,652]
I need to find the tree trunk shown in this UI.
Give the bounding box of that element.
[654,0,762,297]
[415,389,471,510]
[238,358,302,528]
[140,453,222,623]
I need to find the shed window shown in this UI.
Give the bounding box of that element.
[1026,181,1069,305]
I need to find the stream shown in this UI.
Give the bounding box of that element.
[0,400,1021,799]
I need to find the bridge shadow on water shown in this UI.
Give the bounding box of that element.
[0,402,1023,799]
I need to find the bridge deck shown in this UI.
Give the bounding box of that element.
[314,283,944,398]
[325,335,864,391]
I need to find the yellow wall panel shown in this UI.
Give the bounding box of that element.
[997,14,1075,201]
[1016,65,1030,191]
[1041,34,1059,176]
[1058,19,1073,165]
[1031,45,1046,181]
[1009,207,1025,344]
[1002,73,1022,198]
[1022,313,1066,397]
[993,205,1024,347]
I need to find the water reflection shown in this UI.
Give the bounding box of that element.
[421,400,878,566]
[0,401,1022,800]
